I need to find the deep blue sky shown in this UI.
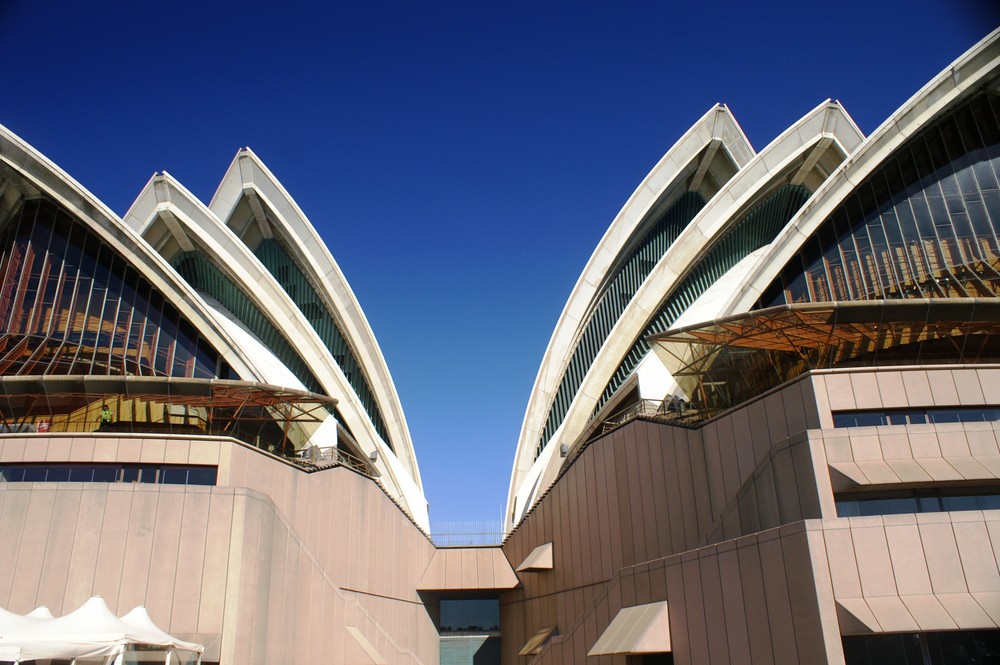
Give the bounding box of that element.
[0,1,996,524]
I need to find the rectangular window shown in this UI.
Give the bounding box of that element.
[837,489,1000,518]
[0,463,217,487]
[833,407,1000,428]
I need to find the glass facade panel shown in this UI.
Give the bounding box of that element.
[439,599,500,633]
[762,93,1000,307]
[0,198,230,380]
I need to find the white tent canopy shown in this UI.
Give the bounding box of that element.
[0,596,202,664]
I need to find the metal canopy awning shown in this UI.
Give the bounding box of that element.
[0,374,336,421]
[650,299,1000,421]
[516,542,554,572]
[588,601,671,656]
[518,626,556,656]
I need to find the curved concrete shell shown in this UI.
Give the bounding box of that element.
[208,149,419,487]
[508,101,864,529]
[124,167,428,530]
[508,106,754,526]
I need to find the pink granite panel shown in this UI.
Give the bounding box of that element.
[718,545,752,664]
[737,540,776,665]
[198,490,234,634]
[884,524,933,595]
[21,438,48,462]
[901,371,934,405]
[754,464,781,531]
[699,554,731,665]
[879,433,912,460]
[939,430,972,457]
[717,416,742,503]
[664,561,692,662]
[748,400,772,466]
[758,535,799,665]
[823,523,863,598]
[852,522,898,598]
[171,491,212,633]
[68,438,96,462]
[825,374,857,411]
[937,593,994,629]
[867,595,919,632]
[850,373,882,410]
[764,391,788,443]
[1,438,25,462]
[980,369,1000,403]
[915,457,964,481]
[731,409,755,481]
[673,432,699,548]
[739,485,762,535]
[115,438,142,463]
[92,489,134,605]
[782,381,810,434]
[163,440,190,464]
[849,434,882,462]
[144,490,184,626]
[928,370,961,405]
[640,433,674,556]
[822,435,853,463]
[190,440,221,467]
[63,489,108,610]
[45,437,72,461]
[0,489,30,606]
[702,423,726,517]
[35,488,82,610]
[771,447,802,523]
[909,430,942,458]
[968,430,1000,457]
[921,522,968,594]
[117,487,160,611]
[876,372,908,408]
[953,521,1000,593]
[91,437,119,462]
[953,369,986,404]
[806,377,831,429]
[780,532,826,665]
[900,594,958,631]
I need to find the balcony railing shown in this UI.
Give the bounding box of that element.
[430,520,505,547]
[600,397,704,433]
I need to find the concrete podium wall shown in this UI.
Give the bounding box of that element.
[0,437,439,665]
[499,367,1000,664]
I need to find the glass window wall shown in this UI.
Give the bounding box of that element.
[761,93,1000,307]
[0,198,230,379]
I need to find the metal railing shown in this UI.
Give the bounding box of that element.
[430,520,505,547]
[600,397,704,433]
[286,445,377,477]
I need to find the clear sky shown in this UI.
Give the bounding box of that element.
[0,1,996,525]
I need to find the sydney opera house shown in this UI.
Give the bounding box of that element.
[1,25,999,665]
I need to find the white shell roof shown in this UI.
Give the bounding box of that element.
[508,101,865,530]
